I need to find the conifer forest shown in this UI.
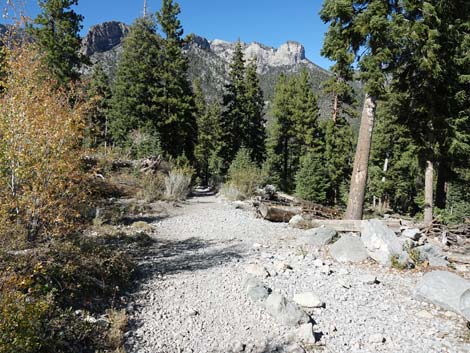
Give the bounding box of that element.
[0,1,469,352]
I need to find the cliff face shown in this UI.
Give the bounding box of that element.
[81,21,129,56]
[81,21,338,118]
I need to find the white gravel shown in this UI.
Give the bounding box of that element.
[125,195,470,353]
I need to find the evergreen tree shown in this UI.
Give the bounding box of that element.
[108,16,163,147]
[323,117,354,206]
[368,99,421,215]
[295,152,330,204]
[156,0,197,160]
[264,71,323,193]
[320,0,400,220]
[194,80,221,185]
[28,0,86,86]
[390,0,470,223]
[219,41,246,169]
[84,64,111,149]
[243,59,266,165]
[264,74,295,191]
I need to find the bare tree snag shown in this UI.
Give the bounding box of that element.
[344,94,376,220]
[424,160,434,226]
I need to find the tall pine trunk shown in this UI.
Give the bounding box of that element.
[344,94,376,220]
[424,160,434,226]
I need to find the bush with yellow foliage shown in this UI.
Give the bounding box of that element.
[0,45,87,241]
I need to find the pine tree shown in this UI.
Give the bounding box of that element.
[243,59,266,165]
[108,16,163,147]
[219,41,247,169]
[156,0,197,160]
[194,80,221,185]
[264,74,295,191]
[264,71,323,194]
[323,117,354,206]
[295,152,330,204]
[84,64,111,149]
[28,0,86,86]
[389,0,470,223]
[368,98,421,215]
[320,0,402,220]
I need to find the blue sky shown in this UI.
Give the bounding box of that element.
[20,0,333,70]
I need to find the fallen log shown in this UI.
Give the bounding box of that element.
[258,204,301,222]
[447,253,470,265]
[308,219,402,233]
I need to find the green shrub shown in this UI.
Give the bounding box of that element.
[225,148,265,199]
[0,291,50,353]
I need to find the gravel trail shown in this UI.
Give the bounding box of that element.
[125,195,470,353]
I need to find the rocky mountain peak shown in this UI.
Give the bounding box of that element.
[189,38,309,74]
[81,21,129,56]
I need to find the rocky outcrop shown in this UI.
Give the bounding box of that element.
[81,21,129,56]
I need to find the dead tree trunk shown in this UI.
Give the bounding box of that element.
[344,94,376,220]
[424,160,434,226]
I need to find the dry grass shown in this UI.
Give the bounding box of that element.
[164,170,192,201]
[106,309,128,352]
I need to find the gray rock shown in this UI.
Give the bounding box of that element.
[329,234,369,263]
[305,227,337,247]
[264,293,310,327]
[361,219,404,267]
[402,228,422,241]
[415,310,434,319]
[244,277,271,303]
[416,244,449,267]
[293,292,324,308]
[245,264,269,278]
[296,323,316,344]
[289,214,313,229]
[415,270,470,320]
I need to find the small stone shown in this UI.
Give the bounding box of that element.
[296,323,316,344]
[264,293,310,327]
[359,274,379,285]
[230,341,245,352]
[338,278,351,289]
[338,268,349,275]
[245,264,269,278]
[293,292,324,308]
[368,334,386,344]
[289,214,313,229]
[274,261,293,273]
[416,310,434,319]
[320,265,333,275]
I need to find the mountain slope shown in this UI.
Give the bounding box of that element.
[81,21,335,118]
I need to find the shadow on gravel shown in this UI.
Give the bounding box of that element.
[134,237,245,280]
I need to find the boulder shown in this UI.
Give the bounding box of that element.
[264,293,310,327]
[305,227,337,247]
[361,219,404,267]
[416,244,449,267]
[329,234,369,263]
[289,215,313,229]
[415,270,470,320]
[402,228,422,241]
[293,292,324,308]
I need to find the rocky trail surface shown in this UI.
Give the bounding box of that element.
[124,195,470,353]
